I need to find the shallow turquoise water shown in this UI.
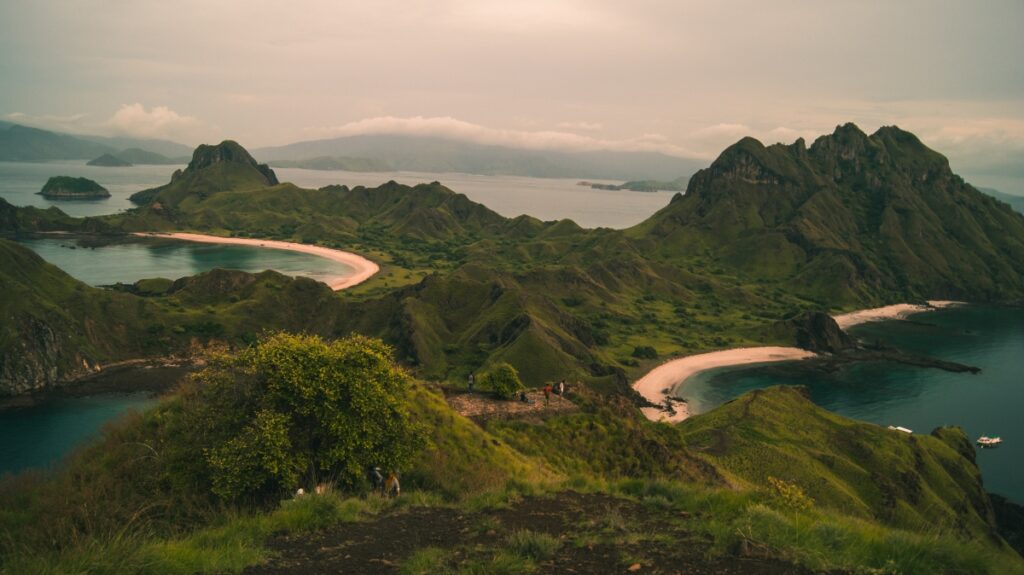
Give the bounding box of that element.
[15,236,354,286]
[681,306,1024,502]
[0,393,157,475]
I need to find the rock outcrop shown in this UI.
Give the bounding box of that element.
[781,311,857,353]
[129,140,278,207]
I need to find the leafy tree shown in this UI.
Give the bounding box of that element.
[483,362,524,400]
[191,332,424,501]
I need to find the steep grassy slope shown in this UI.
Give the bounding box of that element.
[128,141,279,207]
[0,239,355,394]
[0,240,160,394]
[630,124,1024,305]
[677,386,1000,541]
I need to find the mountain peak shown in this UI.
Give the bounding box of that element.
[185,140,278,184]
[128,141,279,206]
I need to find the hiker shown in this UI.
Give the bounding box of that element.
[519,391,531,403]
[557,379,565,396]
[468,372,475,392]
[369,466,384,493]
[383,471,401,498]
[543,383,552,405]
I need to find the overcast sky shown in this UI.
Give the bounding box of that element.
[1,1,1022,187]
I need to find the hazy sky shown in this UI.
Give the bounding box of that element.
[1,1,1022,187]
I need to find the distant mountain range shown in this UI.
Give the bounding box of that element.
[0,122,192,163]
[254,134,705,180]
[979,187,1024,215]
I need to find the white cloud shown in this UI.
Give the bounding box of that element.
[105,103,207,142]
[555,121,603,132]
[309,115,699,157]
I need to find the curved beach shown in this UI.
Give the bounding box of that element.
[132,232,380,291]
[633,347,817,423]
[832,300,963,330]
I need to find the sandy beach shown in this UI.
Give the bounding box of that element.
[633,347,817,424]
[832,300,963,330]
[132,232,380,290]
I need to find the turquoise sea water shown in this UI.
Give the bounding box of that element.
[0,393,157,474]
[15,236,354,286]
[680,305,1024,502]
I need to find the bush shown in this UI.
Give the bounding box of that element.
[631,346,657,359]
[483,363,524,400]
[185,332,425,501]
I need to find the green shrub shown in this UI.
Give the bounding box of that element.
[631,346,657,359]
[483,363,524,400]
[183,332,426,500]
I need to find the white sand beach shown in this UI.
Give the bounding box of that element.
[132,232,380,291]
[832,300,963,330]
[633,347,817,424]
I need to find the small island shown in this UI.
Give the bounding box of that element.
[37,176,111,199]
[87,153,133,167]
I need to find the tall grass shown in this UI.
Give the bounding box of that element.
[1,490,380,575]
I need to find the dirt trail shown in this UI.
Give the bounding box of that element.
[242,492,818,575]
[445,389,579,422]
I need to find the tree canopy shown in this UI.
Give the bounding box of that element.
[191,332,424,501]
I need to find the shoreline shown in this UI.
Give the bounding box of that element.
[634,300,966,424]
[633,347,817,424]
[131,232,380,291]
[832,300,963,330]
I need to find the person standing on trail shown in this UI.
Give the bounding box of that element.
[370,466,384,494]
[557,380,565,396]
[543,383,552,405]
[384,471,401,498]
[468,373,475,392]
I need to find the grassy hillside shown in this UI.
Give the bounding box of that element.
[17,126,1022,389]
[2,359,1020,574]
[629,124,1024,305]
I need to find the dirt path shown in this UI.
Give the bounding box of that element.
[242,492,818,575]
[445,389,579,422]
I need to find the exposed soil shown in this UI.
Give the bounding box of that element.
[242,492,821,575]
[445,389,579,423]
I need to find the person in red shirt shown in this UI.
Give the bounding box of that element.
[543,383,552,405]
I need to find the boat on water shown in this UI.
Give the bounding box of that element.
[887,425,913,434]
[976,436,1002,448]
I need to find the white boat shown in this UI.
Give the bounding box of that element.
[888,425,913,434]
[976,436,1002,447]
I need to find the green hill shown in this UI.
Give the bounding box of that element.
[629,124,1024,305]
[128,140,279,208]
[0,239,159,394]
